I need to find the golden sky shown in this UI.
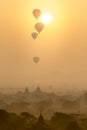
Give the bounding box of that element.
[0,0,87,90]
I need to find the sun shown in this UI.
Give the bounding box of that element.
[41,13,52,24]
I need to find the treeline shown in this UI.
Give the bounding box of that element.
[0,109,86,130]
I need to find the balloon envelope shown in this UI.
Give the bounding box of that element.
[35,23,44,33]
[33,9,41,19]
[33,57,39,63]
[31,32,38,39]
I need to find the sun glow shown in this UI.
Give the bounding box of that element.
[41,13,53,24]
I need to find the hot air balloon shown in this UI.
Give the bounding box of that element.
[35,23,44,33]
[31,32,38,39]
[33,57,39,64]
[33,9,41,19]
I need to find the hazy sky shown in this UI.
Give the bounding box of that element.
[0,0,87,90]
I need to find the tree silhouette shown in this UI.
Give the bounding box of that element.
[66,121,82,130]
[50,112,75,130]
[20,112,36,121]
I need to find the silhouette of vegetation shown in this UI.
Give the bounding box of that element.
[0,109,84,130]
[66,121,82,130]
[50,112,75,130]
